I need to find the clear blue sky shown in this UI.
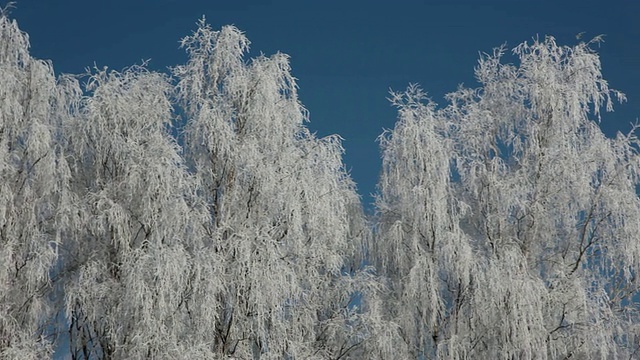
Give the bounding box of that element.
[10,0,640,209]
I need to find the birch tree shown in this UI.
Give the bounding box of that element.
[373,85,476,359]
[0,10,80,358]
[61,65,213,359]
[0,13,376,358]
[5,5,640,359]
[375,37,640,359]
[173,19,374,359]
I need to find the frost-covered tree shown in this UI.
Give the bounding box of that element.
[172,19,376,359]
[0,12,375,358]
[5,5,640,360]
[375,36,640,359]
[373,85,476,359]
[60,64,218,359]
[0,10,79,358]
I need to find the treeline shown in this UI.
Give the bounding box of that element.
[1,12,640,359]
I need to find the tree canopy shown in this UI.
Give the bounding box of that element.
[1,10,639,360]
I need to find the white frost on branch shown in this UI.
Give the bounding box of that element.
[2,10,640,360]
[375,36,640,359]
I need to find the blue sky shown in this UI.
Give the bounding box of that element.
[10,0,640,209]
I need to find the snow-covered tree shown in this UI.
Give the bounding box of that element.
[0,13,374,358]
[0,9,81,358]
[4,6,640,359]
[375,36,640,359]
[172,19,374,359]
[373,85,476,359]
[60,63,220,358]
